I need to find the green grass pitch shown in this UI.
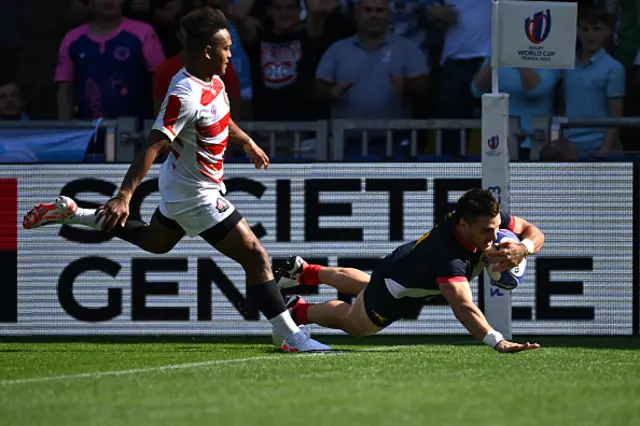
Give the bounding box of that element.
[1,336,639,426]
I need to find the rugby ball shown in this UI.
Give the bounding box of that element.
[485,229,527,290]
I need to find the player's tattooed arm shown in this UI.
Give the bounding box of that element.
[510,216,545,256]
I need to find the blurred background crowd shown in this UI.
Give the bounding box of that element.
[1,0,639,161]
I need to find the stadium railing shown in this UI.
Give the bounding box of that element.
[6,116,640,163]
[137,119,330,162]
[329,117,523,161]
[530,116,640,160]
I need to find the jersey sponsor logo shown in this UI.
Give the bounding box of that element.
[370,310,389,326]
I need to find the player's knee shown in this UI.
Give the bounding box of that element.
[341,317,372,337]
[242,238,270,270]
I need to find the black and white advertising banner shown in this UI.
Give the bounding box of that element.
[0,163,634,335]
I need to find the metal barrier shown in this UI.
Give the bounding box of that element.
[137,119,329,162]
[0,119,119,162]
[330,118,523,161]
[529,116,640,160]
[237,120,329,161]
[26,115,640,162]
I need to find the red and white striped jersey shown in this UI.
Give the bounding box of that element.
[153,68,231,194]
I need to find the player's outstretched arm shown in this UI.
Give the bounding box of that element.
[228,118,269,169]
[96,130,169,230]
[439,280,540,353]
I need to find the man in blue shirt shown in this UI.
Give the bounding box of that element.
[427,0,491,156]
[561,5,625,156]
[313,0,430,157]
[471,58,560,159]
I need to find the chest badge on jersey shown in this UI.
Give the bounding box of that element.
[114,47,130,61]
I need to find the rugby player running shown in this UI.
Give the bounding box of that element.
[23,7,331,353]
[276,189,544,353]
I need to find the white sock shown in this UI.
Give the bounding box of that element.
[269,311,305,342]
[68,207,104,230]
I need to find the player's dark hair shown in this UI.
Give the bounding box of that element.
[453,189,500,225]
[180,7,228,51]
[578,4,608,26]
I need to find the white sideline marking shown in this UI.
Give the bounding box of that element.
[0,355,302,386]
[0,346,405,386]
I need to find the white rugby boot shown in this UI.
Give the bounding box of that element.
[272,295,307,348]
[275,256,308,289]
[281,325,333,353]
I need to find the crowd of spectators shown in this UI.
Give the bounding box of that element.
[1,0,640,160]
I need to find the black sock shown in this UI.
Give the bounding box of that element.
[246,280,286,319]
[110,220,148,246]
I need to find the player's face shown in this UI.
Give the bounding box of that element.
[268,0,300,32]
[578,19,607,54]
[464,214,501,252]
[92,0,125,19]
[207,29,232,75]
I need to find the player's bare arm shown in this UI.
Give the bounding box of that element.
[96,130,170,230]
[486,215,545,272]
[228,118,269,169]
[439,280,540,353]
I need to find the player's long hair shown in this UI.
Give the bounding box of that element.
[453,189,500,225]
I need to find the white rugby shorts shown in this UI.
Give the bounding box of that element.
[159,188,236,237]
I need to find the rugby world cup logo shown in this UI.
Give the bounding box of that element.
[488,135,499,150]
[525,9,552,44]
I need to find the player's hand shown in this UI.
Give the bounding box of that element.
[96,196,130,231]
[495,339,540,353]
[484,241,528,272]
[389,73,406,93]
[244,140,269,169]
[331,82,355,99]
